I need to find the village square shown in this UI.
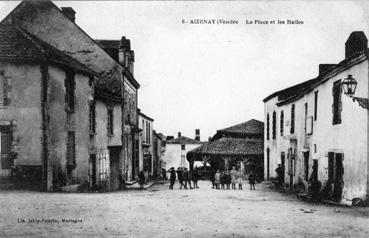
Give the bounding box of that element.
[0,1,369,237]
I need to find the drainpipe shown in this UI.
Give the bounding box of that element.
[40,63,50,191]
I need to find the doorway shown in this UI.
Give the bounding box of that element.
[109,147,121,191]
[90,154,97,189]
[328,152,344,201]
[281,152,285,185]
[304,151,310,181]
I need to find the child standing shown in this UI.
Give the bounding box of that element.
[214,170,221,189]
[249,171,256,190]
[237,170,243,190]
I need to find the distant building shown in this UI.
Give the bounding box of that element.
[162,131,204,171]
[187,119,264,179]
[263,31,369,204]
[138,111,154,180]
[153,131,165,178]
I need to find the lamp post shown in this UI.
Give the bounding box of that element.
[342,74,369,109]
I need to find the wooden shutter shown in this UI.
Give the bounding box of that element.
[0,128,11,169]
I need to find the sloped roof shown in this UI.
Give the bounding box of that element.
[166,136,203,145]
[188,137,263,157]
[217,119,264,135]
[0,24,96,75]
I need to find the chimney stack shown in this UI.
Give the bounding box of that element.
[318,64,336,75]
[195,129,200,141]
[61,7,76,23]
[345,31,368,59]
[178,132,181,138]
[119,36,127,66]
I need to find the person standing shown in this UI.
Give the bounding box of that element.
[184,168,193,189]
[162,168,168,180]
[138,171,145,189]
[119,169,125,190]
[169,167,176,189]
[192,166,199,189]
[275,164,283,187]
[230,166,237,190]
[210,168,216,189]
[248,171,256,190]
[177,168,184,189]
[225,170,231,190]
[214,170,221,189]
[237,170,243,190]
[220,171,225,189]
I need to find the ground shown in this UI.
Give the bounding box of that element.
[0,181,368,238]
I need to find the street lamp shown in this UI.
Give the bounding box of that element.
[342,75,369,109]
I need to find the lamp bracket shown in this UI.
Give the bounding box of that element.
[352,97,369,110]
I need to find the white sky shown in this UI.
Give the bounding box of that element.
[1,1,369,140]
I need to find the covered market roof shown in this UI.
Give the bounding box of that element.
[187,137,263,159]
[167,136,203,145]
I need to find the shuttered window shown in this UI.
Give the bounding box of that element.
[65,71,76,112]
[280,111,284,136]
[332,80,342,125]
[107,108,114,136]
[266,114,270,140]
[290,104,295,134]
[89,101,96,134]
[66,131,76,168]
[272,111,276,139]
[314,91,318,121]
[0,73,11,108]
[0,126,12,169]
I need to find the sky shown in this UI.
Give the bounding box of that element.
[1,1,369,140]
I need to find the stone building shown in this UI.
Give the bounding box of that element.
[162,131,204,171]
[138,111,154,180]
[0,23,96,190]
[153,131,166,178]
[187,119,264,179]
[0,1,140,191]
[264,31,369,204]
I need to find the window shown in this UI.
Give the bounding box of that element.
[304,103,308,133]
[280,110,284,136]
[290,104,295,134]
[65,71,75,112]
[314,91,318,121]
[107,108,114,136]
[272,111,276,139]
[266,114,270,140]
[181,144,186,150]
[89,101,96,134]
[0,73,11,108]
[332,80,342,125]
[66,131,76,168]
[0,126,12,169]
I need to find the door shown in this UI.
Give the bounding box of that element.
[109,147,121,191]
[281,152,285,185]
[266,148,270,180]
[90,154,97,188]
[0,126,12,175]
[304,151,309,181]
[334,154,344,201]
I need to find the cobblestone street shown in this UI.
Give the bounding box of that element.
[0,181,368,237]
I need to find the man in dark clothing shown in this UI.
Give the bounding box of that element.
[192,167,199,189]
[119,169,125,190]
[249,171,256,190]
[183,168,193,189]
[138,171,145,189]
[210,168,216,189]
[162,168,168,180]
[225,170,231,190]
[275,164,283,187]
[169,167,176,189]
[177,168,184,189]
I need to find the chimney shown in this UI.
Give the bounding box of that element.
[178,132,181,138]
[61,7,76,23]
[195,129,200,141]
[345,31,368,59]
[318,64,336,75]
[118,36,127,65]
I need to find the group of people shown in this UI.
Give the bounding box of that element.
[212,167,256,190]
[168,167,200,190]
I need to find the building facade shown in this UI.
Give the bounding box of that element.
[138,111,154,180]
[264,31,369,204]
[0,1,140,191]
[162,131,204,171]
[0,24,96,191]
